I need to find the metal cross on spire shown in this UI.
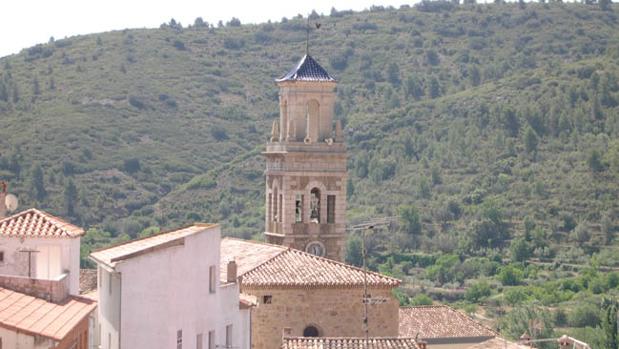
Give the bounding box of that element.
[305,16,321,55]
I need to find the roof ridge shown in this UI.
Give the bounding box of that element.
[91,223,217,253]
[285,248,400,283]
[237,248,289,278]
[0,208,84,238]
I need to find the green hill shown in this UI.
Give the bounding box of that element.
[2,2,619,343]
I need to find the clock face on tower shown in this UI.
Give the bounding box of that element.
[305,241,326,257]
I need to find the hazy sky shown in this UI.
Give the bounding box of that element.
[1,0,413,58]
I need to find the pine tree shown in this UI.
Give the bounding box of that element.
[64,179,78,217]
[524,127,539,154]
[31,165,46,201]
[602,300,618,349]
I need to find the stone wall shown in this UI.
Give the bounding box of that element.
[0,272,69,303]
[243,286,399,349]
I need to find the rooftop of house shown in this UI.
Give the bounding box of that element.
[0,208,84,238]
[276,54,336,83]
[282,337,419,349]
[90,224,217,269]
[221,238,400,288]
[0,286,96,342]
[465,337,530,349]
[399,305,497,342]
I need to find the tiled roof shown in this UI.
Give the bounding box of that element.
[220,238,286,282]
[276,54,336,82]
[282,337,419,349]
[466,338,530,349]
[79,269,97,294]
[91,224,216,268]
[0,287,96,341]
[239,293,257,309]
[399,305,497,340]
[222,238,399,288]
[0,208,84,238]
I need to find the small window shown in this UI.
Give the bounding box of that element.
[208,331,215,349]
[278,194,283,222]
[209,265,216,293]
[273,188,278,222]
[108,272,112,295]
[197,334,203,349]
[327,195,336,223]
[177,330,182,349]
[295,194,304,223]
[226,325,233,348]
[263,295,272,304]
[0,251,4,263]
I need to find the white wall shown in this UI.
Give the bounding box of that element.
[98,267,121,349]
[0,236,80,295]
[0,327,56,349]
[97,226,249,349]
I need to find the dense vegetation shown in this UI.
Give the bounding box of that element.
[1,2,619,345]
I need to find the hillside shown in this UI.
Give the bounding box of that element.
[2,2,619,342]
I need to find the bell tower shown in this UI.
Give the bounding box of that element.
[264,54,347,261]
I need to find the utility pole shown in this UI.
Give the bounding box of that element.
[349,217,394,347]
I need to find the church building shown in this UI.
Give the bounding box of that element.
[264,54,347,261]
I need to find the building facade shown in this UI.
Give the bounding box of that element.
[0,208,96,349]
[91,224,251,349]
[264,54,347,261]
[221,238,401,349]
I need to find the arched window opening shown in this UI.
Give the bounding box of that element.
[305,100,320,143]
[327,195,336,224]
[295,194,304,223]
[273,187,278,222]
[310,188,321,223]
[303,326,319,337]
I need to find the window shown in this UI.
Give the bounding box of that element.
[225,325,233,348]
[263,295,272,304]
[272,188,278,222]
[306,242,325,257]
[177,330,182,349]
[0,251,4,263]
[278,193,283,222]
[208,331,215,349]
[108,333,111,349]
[303,326,319,337]
[310,188,321,223]
[108,272,112,295]
[268,194,272,223]
[197,334,203,349]
[327,195,336,223]
[209,265,216,293]
[295,194,303,222]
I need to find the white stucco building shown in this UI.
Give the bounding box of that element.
[0,208,96,349]
[90,223,251,349]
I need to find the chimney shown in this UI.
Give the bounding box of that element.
[227,260,237,283]
[417,340,427,349]
[282,327,292,339]
[519,332,532,347]
[558,335,571,349]
[0,181,7,219]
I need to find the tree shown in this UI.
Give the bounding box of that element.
[387,63,400,86]
[64,179,78,217]
[500,304,555,346]
[599,0,612,11]
[399,205,422,236]
[498,264,524,285]
[194,17,207,28]
[510,238,531,263]
[588,149,606,173]
[31,165,46,201]
[427,76,441,98]
[32,77,40,96]
[405,75,423,99]
[524,126,539,154]
[227,17,241,27]
[465,281,492,302]
[602,300,618,349]
[345,235,363,267]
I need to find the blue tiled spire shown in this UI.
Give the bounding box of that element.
[276,55,336,82]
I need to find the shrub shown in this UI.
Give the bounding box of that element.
[465,281,492,302]
[568,303,601,328]
[410,294,433,306]
[498,265,524,286]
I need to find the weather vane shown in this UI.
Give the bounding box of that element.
[305,16,321,55]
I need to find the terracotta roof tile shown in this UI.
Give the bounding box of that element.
[0,287,96,341]
[466,338,530,349]
[282,337,419,349]
[399,305,497,340]
[0,208,84,238]
[222,238,399,288]
[91,224,216,268]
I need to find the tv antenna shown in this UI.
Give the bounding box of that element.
[0,181,19,218]
[348,217,396,347]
